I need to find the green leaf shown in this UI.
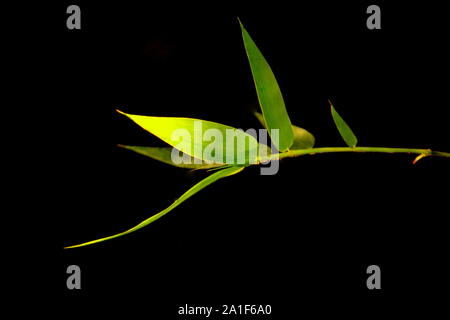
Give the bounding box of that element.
[118,145,224,170]
[65,166,245,248]
[117,110,263,165]
[329,101,358,148]
[254,112,314,149]
[291,126,315,149]
[239,19,294,152]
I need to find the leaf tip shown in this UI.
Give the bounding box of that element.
[237,17,243,28]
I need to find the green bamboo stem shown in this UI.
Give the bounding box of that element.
[268,147,450,161]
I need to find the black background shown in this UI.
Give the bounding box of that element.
[54,1,449,317]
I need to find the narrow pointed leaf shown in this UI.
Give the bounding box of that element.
[239,20,294,151]
[118,145,224,170]
[65,166,245,248]
[117,110,262,165]
[330,101,358,147]
[254,112,314,149]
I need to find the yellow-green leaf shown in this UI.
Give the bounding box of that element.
[65,166,245,248]
[239,20,294,152]
[117,110,262,165]
[329,101,358,148]
[291,126,315,149]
